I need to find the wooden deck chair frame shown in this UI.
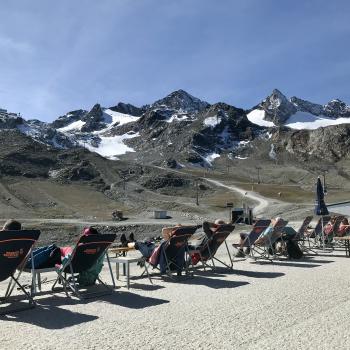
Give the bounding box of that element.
[189,224,235,271]
[52,234,116,299]
[0,230,41,315]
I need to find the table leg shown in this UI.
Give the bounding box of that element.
[37,273,41,291]
[126,262,130,289]
[32,271,37,296]
[116,263,120,280]
[123,263,126,276]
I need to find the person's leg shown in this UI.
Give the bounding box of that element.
[134,241,155,258]
[235,233,248,257]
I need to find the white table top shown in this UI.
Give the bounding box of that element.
[107,256,144,263]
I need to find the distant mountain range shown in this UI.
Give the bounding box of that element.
[1,89,350,167]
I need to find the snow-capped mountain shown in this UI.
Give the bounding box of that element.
[1,88,350,169]
[247,89,350,130]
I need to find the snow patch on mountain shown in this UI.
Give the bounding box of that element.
[165,113,189,123]
[81,132,140,160]
[204,116,222,127]
[247,110,275,127]
[58,120,86,132]
[103,109,140,126]
[285,112,350,130]
[204,152,220,165]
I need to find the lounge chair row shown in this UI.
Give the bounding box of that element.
[0,223,236,315]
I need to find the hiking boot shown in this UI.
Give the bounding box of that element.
[235,250,245,258]
[244,247,251,255]
[137,260,145,268]
[120,234,128,247]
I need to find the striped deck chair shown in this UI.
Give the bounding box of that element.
[0,230,41,315]
[293,216,314,252]
[251,219,288,262]
[189,223,235,270]
[330,216,346,248]
[305,216,331,249]
[52,234,116,299]
[232,219,271,257]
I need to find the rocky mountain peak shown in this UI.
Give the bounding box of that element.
[50,109,87,129]
[323,99,350,119]
[109,102,144,117]
[81,104,105,132]
[290,96,323,115]
[0,110,24,129]
[260,89,297,124]
[151,89,210,114]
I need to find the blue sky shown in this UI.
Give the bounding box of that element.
[1,0,349,121]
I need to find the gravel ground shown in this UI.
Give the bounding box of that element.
[1,228,350,350]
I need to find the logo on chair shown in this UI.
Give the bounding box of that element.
[84,248,97,255]
[3,249,24,258]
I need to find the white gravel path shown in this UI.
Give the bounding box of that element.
[1,234,350,350]
[204,178,270,215]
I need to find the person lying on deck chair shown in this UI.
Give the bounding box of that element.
[188,219,226,249]
[1,219,22,231]
[337,217,350,237]
[323,216,337,240]
[121,224,195,275]
[235,217,283,257]
[59,226,104,286]
[121,224,184,258]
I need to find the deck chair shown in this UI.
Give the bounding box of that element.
[251,219,288,262]
[0,230,41,315]
[160,226,198,279]
[293,216,314,252]
[189,224,235,270]
[52,234,116,299]
[232,219,271,256]
[330,216,346,248]
[305,216,331,249]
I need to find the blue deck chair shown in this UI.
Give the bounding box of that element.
[232,219,271,255]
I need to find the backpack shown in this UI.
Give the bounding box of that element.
[77,254,104,286]
[286,240,303,259]
[25,244,62,269]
